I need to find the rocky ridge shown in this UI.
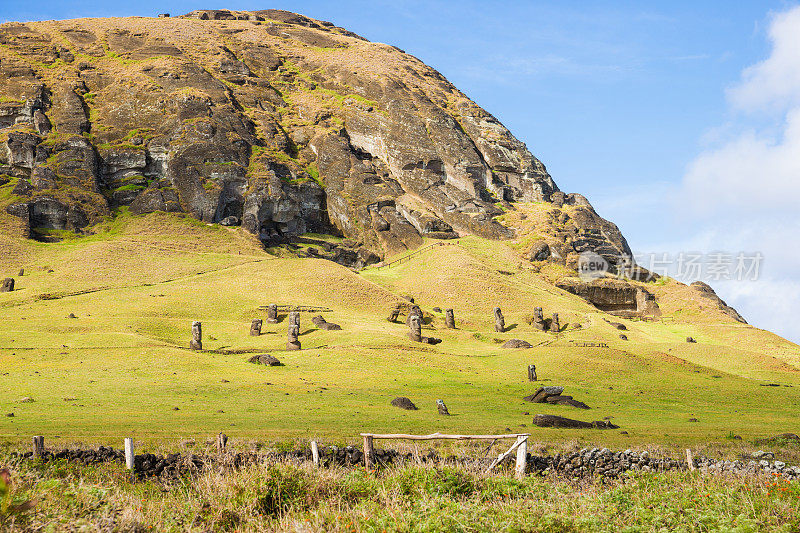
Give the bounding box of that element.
[0,9,628,267]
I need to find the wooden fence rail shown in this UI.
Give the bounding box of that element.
[359,432,530,479]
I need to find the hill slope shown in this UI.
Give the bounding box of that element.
[0,10,798,448]
[0,212,798,446]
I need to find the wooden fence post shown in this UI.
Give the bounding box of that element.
[124,438,135,470]
[311,441,320,466]
[363,435,374,468]
[217,433,228,454]
[515,436,528,479]
[32,436,44,457]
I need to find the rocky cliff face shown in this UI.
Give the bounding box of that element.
[0,9,627,265]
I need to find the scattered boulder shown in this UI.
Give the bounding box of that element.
[686,337,696,343]
[501,339,532,349]
[67,313,77,319]
[248,354,282,366]
[219,216,239,226]
[755,433,800,445]
[18,397,34,403]
[387,304,401,322]
[532,414,618,429]
[390,397,417,410]
[609,322,627,330]
[619,334,628,341]
[312,315,341,330]
[1,278,14,292]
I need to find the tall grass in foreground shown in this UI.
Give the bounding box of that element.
[1,456,799,532]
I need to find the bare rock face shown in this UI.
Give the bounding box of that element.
[690,281,747,323]
[556,277,661,318]
[0,12,624,264]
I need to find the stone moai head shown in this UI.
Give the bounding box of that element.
[550,313,560,333]
[1,278,14,292]
[534,307,543,322]
[267,304,278,323]
[436,399,450,415]
[250,318,262,336]
[494,307,505,332]
[190,321,202,350]
[445,308,455,328]
[408,315,422,342]
[286,324,301,350]
[289,311,300,327]
[406,305,422,326]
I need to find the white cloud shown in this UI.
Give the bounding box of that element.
[728,7,800,113]
[670,5,800,343]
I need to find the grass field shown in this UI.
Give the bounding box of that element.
[3,456,800,532]
[1,208,799,453]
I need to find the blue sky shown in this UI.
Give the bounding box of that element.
[4,1,800,341]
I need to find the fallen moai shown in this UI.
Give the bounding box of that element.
[524,386,590,409]
[312,315,342,330]
[248,354,282,366]
[532,414,617,429]
[502,339,532,349]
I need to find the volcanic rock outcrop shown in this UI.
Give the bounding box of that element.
[0,10,623,265]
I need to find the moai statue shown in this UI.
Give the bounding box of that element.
[388,304,401,323]
[286,324,301,350]
[266,304,278,324]
[532,307,545,331]
[528,364,537,382]
[17,268,24,277]
[436,399,450,415]
[408,315,422,342]
[1,278,14,292]
[550,313,560,333]
[288,311,300,328]
[406,305,422,327]
[494,307,505,333]
[190,321,202,350]
[445,309,456,329]
[250,319,262,336]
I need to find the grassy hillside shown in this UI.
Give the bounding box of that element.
[1,209,799,451]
